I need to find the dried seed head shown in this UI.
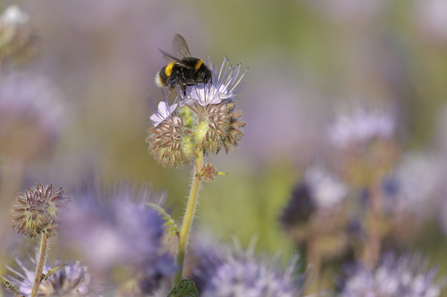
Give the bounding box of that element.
[10,183,70,238]
[146,114,195,168]
[191,101,246,155]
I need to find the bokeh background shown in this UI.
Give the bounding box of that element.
[1,0,447,295]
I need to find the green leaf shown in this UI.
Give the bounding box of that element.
[147,202,180,240]
[41,264,66,282]
[167,279,199,297]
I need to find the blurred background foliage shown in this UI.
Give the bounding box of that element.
[1,0,447,295]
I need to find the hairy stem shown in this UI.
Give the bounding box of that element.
[173,151,203,287]
[304,224,321,295]
[30,232,48,297]
[362,181,383,268]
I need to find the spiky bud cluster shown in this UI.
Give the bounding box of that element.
[190,101,245,154]
[147,114,194,168]
[199,163,218,182]
[10,183,70,238]
[147,101,245,168]
[0,5,37,64]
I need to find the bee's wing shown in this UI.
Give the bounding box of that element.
[173,34,193,58]
[158,49,180,62]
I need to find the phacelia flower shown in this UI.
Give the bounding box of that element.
[188,101,245,154]
[60,184,176,295]
[10,183,70,239]
[0,5,37,64]
[383,152,442,222]
[147,112,194,168]
[339,253,443,297]
[329,105,400,186]
[179,57,247,107]
[304,166,348,210]
[330,106,396,149]
[5,256,100,297]
[193,242,302,297]
[147,56,247,167]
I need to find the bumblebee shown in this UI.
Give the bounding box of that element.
[155,34,212,96]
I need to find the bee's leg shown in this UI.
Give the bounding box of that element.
[168,86,175,97]
[181,84,187,96]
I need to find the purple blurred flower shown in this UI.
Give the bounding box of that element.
[193,241,302,297]
[179,57,247,107]
[281,165,347,228]
[0,75,67,159]
[329,107,396,149]
[5,256,100,296]
[60,184,176,295]
[304,166,348,210]
[384,152,442,221]
[339,254,442,297]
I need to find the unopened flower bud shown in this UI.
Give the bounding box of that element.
[10,183,70,238]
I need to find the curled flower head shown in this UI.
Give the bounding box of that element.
[193,241,303,297]
[5,256,101,296]
[10,183,70,238]
[0,5,37,63]
[188,101,245,154]
[60,184,176,294]
[146,112,194,168]
[339,253,443,297]
[179,57,247,107]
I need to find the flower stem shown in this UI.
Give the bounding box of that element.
[173,151,203,287]
[362,181,383,268]
[30,232,48,297]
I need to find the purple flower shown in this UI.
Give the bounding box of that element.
[5,256,100,296]
[193,241,303,297]
[339,253,442,297]
[304,166,348,210]
[60,184,176,295]
[150,101,178,127]
[330,107,396,149]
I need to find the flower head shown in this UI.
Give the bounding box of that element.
[146,57,247,167]
[339,253,443,297]
[304,166,348,210]
[188,101,245,154]
[193,241,302,297]
[330,107,396,149]
[5,256,100,297]
[179,57,247,107]
[10,183,70,238]
[60,184,176,294]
